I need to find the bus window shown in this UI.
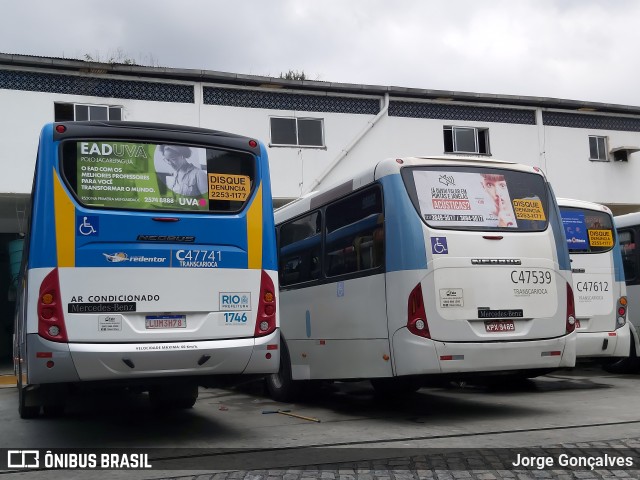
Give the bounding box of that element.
[402,165,549,232]
[60,141,255,213]
[618,229,638,283]
[560,207,615,254]
[325,186,384,277]
[279,211,322,286]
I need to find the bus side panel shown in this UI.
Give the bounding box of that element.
[282,274,391,380]
[28,126,59,269]
[379,174,430,376]
[547,188,572,273]
[379,175,427,273]
[258,144,277,271]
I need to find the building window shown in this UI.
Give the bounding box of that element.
[270,117,324,147]
[443,126,490,154]
[54,103,122,122]
[588,135,608,161]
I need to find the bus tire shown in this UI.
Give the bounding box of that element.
[265,340,300,402]
[18,372,40,419]
[149,384,198,409]
[603,338,640,374]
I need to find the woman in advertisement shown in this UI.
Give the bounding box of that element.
[159,145,208,197]
[480,173,517,227]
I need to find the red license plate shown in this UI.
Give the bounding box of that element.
[484,320,515,332]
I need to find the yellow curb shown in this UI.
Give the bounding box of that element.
[0,375,17,388]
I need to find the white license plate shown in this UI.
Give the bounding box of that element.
[484,320,515,332]
[145,315,187,329]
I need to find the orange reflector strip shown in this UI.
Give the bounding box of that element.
[609,332,617,337]
[36,352,53,358]
[541,351,562,357]
[266,344,278,350]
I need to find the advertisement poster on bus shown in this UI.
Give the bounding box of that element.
[76,142,209,211]
[412,170,519,228]
[561,211,589,251]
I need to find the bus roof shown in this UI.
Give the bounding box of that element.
[614,211,640,228]
[557,197,613,216]
[276,155,544,223]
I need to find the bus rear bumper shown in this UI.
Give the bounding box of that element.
[392,328,577,376]
[26,332,279,384]
[576,323,630,358]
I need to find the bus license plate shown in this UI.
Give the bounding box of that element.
[145,315,187,329]
[484,320,515,332]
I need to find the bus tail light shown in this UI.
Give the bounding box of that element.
[255,270,277,337]
[566,282,576,334]
[616,296,627,328]
[38,268,68,343]
[407,282,430,338]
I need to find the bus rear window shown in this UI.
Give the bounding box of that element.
[401,166,549,232]
[560,207,615,253]
[61,140,255,213]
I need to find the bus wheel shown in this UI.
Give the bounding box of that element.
[603,339,640,374]
[265,341,300,402]
[371,377,422,397]
[149,384,198,409]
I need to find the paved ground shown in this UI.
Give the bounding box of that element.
[2,364,639,480]
[149,437,640,480]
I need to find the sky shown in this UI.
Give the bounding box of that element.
[2,0,640,106]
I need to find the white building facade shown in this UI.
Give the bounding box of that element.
[0,52,639,357]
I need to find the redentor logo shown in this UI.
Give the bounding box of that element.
[7,450,39,468]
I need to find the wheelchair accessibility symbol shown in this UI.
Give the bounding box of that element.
[431,237,448,255]
[77,216,99,236]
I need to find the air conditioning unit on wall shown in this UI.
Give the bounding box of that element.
[610,146,640,162]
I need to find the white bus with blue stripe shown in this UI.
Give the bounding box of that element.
[609,211,640,372]
[267,156,577,400]
[557,198,630,361]
[14,122,279,418]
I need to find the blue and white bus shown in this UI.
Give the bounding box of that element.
[267,156,577,400]
[557,198,630,361]
[14,121,279,417]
